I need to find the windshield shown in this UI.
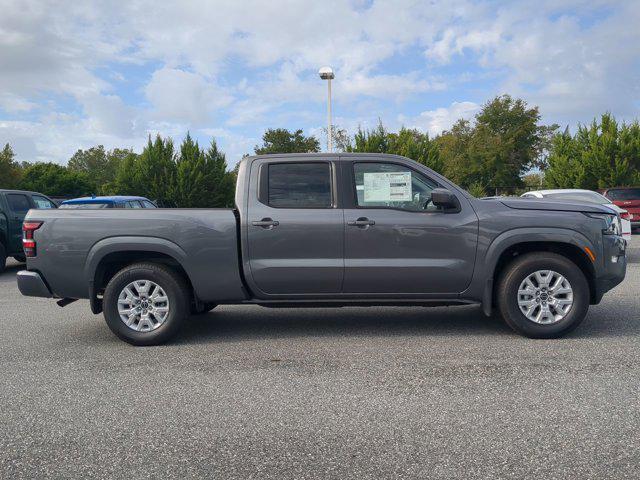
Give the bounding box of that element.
[544,191,609,204]
[606,188,640,200]
[60,202,112,209]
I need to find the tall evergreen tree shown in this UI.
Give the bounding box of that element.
[545,114,640,189]
[0,143,22,189]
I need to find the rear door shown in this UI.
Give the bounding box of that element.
[341,159,478,295]
[5,193,31,254]
[246,158,343,295]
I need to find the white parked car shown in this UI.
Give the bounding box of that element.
[522,189,632,242]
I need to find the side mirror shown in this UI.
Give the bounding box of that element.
[431,188,458,209]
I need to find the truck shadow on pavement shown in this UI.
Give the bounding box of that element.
[172,301,640,344]
[176,305,513,344]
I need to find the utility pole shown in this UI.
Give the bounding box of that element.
[318,66,335,152]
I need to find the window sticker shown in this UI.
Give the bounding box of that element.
[363,172,412,202]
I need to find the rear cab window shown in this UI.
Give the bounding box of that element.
[263,162,333,208]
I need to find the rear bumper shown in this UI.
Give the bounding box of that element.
[593,235,627,303]
[17,270,53,298]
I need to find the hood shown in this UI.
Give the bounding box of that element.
[498,197,615,214]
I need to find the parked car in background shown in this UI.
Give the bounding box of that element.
[0,189,57,272]
[60,196,157,209]
[522,189,632,241]
[600,187,640,231]
[18,154,626,345]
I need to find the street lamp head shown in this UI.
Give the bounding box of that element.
[318,66,334,80]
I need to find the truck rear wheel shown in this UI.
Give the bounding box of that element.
[497,252,590,338]
[103,263,190,346]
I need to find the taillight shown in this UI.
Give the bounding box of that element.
[22,221,43,257]
[620,211,632,221]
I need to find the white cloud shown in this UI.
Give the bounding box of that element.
[145,68,233,124]
[399,102,480,137]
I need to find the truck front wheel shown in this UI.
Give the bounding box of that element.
[103,263,190,346]
[497,252,590,338]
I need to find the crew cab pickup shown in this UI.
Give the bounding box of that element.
[17,154,627,345]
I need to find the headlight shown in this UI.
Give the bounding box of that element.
[585,212,622,235]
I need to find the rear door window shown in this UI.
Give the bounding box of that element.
[7,194,31,214]
[266,162,332,208]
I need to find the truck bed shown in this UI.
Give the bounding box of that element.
[25,208,246,303]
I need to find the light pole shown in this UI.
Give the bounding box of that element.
[319,66,334,152]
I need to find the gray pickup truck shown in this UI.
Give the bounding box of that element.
[17,153,626,345]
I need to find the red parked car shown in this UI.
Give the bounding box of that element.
[601,187,640,230]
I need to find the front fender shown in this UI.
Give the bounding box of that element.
[483,228,597,275]
[467,227,599,315]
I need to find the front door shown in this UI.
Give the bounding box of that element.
[246,159,344,296]
[342,160,478,295]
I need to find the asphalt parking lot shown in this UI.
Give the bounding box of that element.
[1,239,639,479]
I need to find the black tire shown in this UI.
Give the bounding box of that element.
[103,263,190,346]
[0,244,6,273]
[191,302,218,315]
[13,255,26,263]
[497,252,590,339]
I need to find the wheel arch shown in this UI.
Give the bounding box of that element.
[85,237,194,314]
[480,229,598,316]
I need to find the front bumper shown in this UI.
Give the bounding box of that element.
[593,235,627,303]
[17,270,53,298]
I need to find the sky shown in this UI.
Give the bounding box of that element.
[1,0,639,167]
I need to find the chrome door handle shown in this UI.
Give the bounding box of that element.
[252,218,279,228]
[348,217,375,227]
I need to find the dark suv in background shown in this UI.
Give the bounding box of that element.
[0,189,57,272]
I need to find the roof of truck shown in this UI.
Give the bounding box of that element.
[248,153,409,160]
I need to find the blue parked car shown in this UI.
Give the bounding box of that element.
[60,196,157,209]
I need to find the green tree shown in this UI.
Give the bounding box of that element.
[254,128,320,154]
[347,122,442,172]
[439,95,557,189]
[173,135,236,208]
[173,133,206,207]
[136,134,177,206]
[0,143,22,189]
[545,114,640,189]
[68,145,134,193]
[203,139,236,207]
[18,163,92,197]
